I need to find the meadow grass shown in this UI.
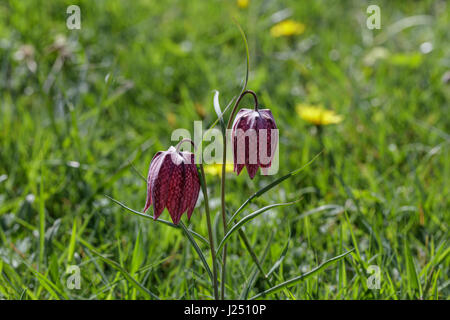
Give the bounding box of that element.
[0,0,449,299]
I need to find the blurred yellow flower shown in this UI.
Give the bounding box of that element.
[203,163,234,176]
[237,0,249,9]
[296,104,343,126]
[167,112,176,127]
[195,102,206,119]
[270,20,305,37]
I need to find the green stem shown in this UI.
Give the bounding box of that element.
[238,229,275,287]
[220,89,258,299]
[199,163,219,300]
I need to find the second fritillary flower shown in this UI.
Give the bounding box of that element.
[232,107,278,179]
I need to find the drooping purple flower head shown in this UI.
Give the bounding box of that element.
[143,146,200,224]
[231,108,278,179]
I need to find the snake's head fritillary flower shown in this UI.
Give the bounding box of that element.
[143,146,200,225]
[232,108,278,179]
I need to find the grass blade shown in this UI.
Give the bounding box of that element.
[105,195,209,245]
[233,19,249,92]
[106,195,213,283]
[179,221,213,283]
[203,95,236,144]
[130,230,143,275]
[20,259,67,300]
[404,239,422,298]
[39,164,45,269]
[240,231,274,300]
[90,248,159,300]
[250,249,354,299]
[228,151,322,223]
[266,236,290,278]
[217,200,300,254]
[213,90,225,134]
[67,217,77,264]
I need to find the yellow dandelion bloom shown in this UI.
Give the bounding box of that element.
[270,20,305,37]
[203,163,234,177]
[296,104,343,126]
[237,0,249,9]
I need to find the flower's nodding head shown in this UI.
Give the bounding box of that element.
[231,108,278,179]
[144,146,200,225]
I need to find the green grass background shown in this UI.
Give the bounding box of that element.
[0,0,449,299]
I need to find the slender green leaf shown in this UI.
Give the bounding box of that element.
[266,236,290,278]
[105,195,209,245]
[21,261,67,300]
[203,95,236,143]
[233,19,249,92]
[431,269,441,299]
[217,200,300,254]
[250,249,354,299]
[237,229,268,280]
[67,217,77,263]
[420,241,449,278]
[90,248,159,300]
[31,270,64,300]
[213,90,225,134]
[404,239,422,298]
[344,211,366,269]
[106,195,213,283]
[130,230,143,275]
[228,151,322,223]
[338,224,347,296]
[179,221,213,283]
[240,231,274,300]
[39,164,45,268]
[90,256,170,299]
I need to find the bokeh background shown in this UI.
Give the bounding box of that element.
[0,0,449,299]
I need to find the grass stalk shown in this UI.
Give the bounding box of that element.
[199,164,219,299]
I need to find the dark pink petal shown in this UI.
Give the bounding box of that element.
[231,109,252,130]
[255,113,265,168]
[235,163,245,176]
[182,152,200,220]
[246,164,259,179]
[232,114,241,173]
[166,161,186,224]
[265,112,278,168]
[231,107,278,179]
[232,109,255,175]
[233,117,245,175]
[179,155,192,217]
[256,110,277,168]
[150,152,173,220]
[244,113,258,168]
[180,162,192,217]
[187,169,200,220]
[144,151,163,213]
